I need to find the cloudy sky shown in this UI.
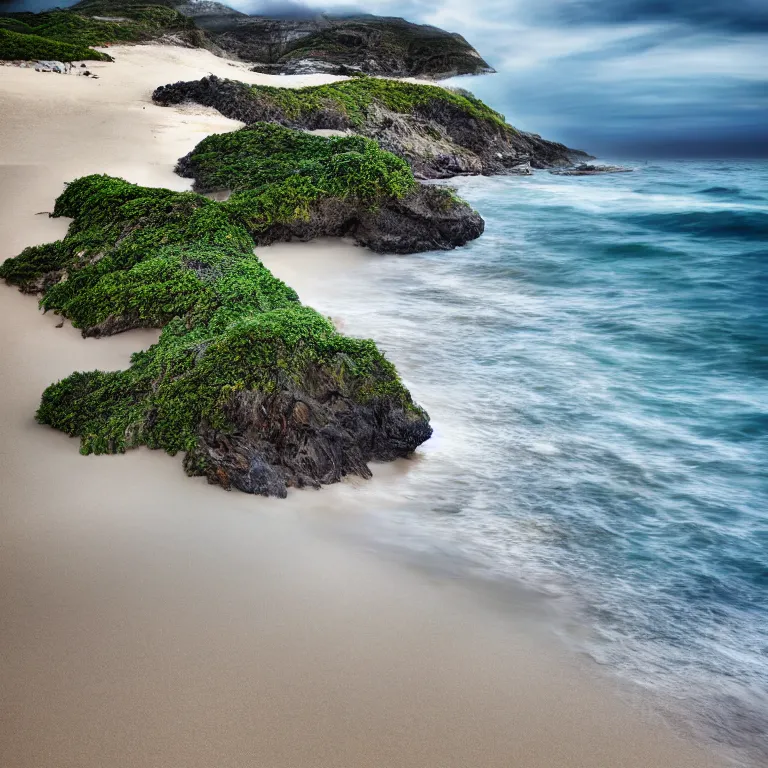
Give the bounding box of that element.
[4,0,767,157]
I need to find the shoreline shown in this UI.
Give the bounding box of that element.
[0,44,724,767]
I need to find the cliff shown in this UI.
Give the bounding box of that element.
[178,2,494,78]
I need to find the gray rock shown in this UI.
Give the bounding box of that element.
[549,163,633,176]
[35,60,67,74]
[175,6,496,79]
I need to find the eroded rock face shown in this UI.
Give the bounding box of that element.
[175,7,495,79]
[238,191,484,254]
[153,76,592,179]
[187,384,433,498]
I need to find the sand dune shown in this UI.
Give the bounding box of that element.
[0,44,722,768]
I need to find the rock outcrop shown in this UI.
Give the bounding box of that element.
[175,122,483,253]
[0,174,434,497]
[227,185,484,254]
[2,1,494,77]
[549,163,633,176]
[154,75,591,179]
[182,7,495,79]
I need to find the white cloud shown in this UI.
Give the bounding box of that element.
[490,24,662,71]
[590,34,768,82]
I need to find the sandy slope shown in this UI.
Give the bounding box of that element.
[0,44,722,768]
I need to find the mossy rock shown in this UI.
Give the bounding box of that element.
[154,75,591,177]
[174,123,484,253]
[177,121,415,199]
[0,174,432,496]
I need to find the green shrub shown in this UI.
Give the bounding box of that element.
[245,75,510,130]
[0,26,111,61]
[185,123,416,223]
[0,4,197,61]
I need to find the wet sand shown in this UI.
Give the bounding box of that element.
[0,45,723,767]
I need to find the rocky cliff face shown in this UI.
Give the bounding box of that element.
[37,0,493,78]
[175,2,494,78]
[3,0,493,78]
[154,75,591,179]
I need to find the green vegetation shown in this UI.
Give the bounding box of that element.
[0,167,424,461]
[2,126,419,306]
[0,26,111,62]
[184,121,416,200]
[0,3,198,61]
[245,75,510,131]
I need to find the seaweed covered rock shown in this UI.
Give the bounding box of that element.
[0,175,432,496]
[177,122,483,252]
[153,75,591,178]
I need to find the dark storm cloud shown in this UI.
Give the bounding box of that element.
[415,0,768,157]
[234,0,364,18]
[1,0,76,9]
[554,0,768,35]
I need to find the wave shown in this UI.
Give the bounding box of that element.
[697,185,765,202]
[623,209,768,239]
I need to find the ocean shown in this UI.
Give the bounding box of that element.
[294,161,768,765]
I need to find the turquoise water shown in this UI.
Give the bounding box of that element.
[307,161,768,763]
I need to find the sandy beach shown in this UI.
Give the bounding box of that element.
[0,44,724,768]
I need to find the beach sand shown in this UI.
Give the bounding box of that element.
[0,45,722,767]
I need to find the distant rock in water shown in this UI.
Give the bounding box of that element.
[550,163,633,176]
[153,75,591,178]
[176,2,494,78]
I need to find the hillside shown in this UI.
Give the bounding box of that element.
[0,1,204,60]
[0,0,493,78]
[178,3,495,78]
[0,25,112,62]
